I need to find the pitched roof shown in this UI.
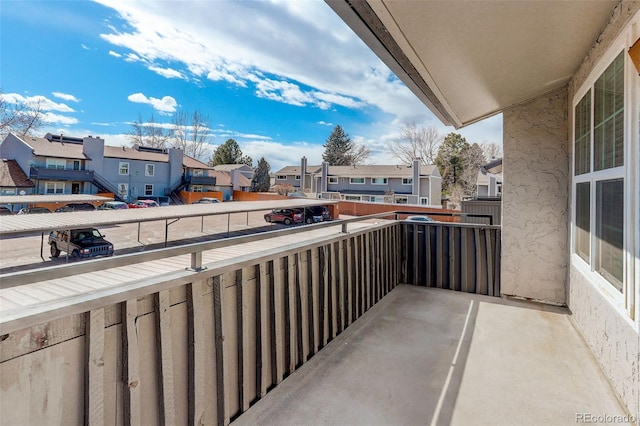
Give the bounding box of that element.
[476,170,503,186]
[183,155,212,169]
[274,165,322,175]
[213,164,253,172]
[0,159,34,188]
[103,145,168,162]
[19,135,88,160]
[326,164,439,178]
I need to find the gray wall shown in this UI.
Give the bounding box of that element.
[0,134,34,174]
[102,157,171,201]
[502,87,568,305]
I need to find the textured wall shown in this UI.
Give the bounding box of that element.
[502,87,568,304]
[566,3,640,419]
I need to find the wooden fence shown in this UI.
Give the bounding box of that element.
[401,222,501,296]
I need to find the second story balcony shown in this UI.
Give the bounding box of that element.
[29,166,94,182]
[187,175,217,186]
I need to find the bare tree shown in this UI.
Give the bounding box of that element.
[172,109,212,161]
[388,122,442,165]
[480,142,503,160]
[0,90,44,139]
[128,113,171,149]
[350,144,371,165]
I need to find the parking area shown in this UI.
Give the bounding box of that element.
[0,209,315,272]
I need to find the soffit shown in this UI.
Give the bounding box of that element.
[331,0,617,127]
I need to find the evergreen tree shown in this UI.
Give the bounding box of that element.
[322,125,354,166]
[210,139,252,166]
[251,157,271,192]
[435,132,468,194]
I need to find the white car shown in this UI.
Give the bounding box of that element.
[405,215,435,222]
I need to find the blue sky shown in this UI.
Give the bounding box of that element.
[1,0,502,171]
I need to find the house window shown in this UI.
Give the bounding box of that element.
[402,178,413,185]
[46,158,66,170]
[328,177,338,184]
[118,183,129,200]
[395,196,408,204]
[192,185,203,192]
[295,175,301,180]
[144,184,153,196]
[73,160,80,171]
[343,195,361,201]
[571,34,637,317]
[349,177,365,184]
[119,162,129,175]
[276,175,287,180]
[145,164,155,177]
[45,181,64,194]
[371,178,388,185]
[420,197,429,206]
[193,169,203,177]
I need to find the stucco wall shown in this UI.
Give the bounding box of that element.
[566,3,640,418]
[502,87,568,304]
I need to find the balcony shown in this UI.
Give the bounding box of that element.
[188,175,217,185]
[29,166,94,182]
[0,218,628,424]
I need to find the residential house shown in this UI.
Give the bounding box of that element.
[212,163,254,181]
[0,159,34,197]
[315,158,442,206]
[476,158,503,198]
[273,157,321,192]
[328,0,639,416]
[0,133,211,203]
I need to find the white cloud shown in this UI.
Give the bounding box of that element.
[318,121,333,126]
[2,93,75,112]
[81,43,90,50]
[108,50,122,58]
[52,92,80,102]
[240,140,324,171]
[148,65,186,80]
[42,112,79,125]
[127,92,177,114]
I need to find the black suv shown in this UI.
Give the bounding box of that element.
[48,228,114,259]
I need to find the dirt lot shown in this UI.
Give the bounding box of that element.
[0,209,292,272]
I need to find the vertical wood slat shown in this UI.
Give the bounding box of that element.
[258,263,268,397]
[436,226,444,288]
[449,227,456,291]
[485,230,494,296]
[86,308,105,426]
[306,250,315,359]
[123,299,141,426]
[282,257,292,377]
[327,244,334,342]
[494,229,502,296]
[347,237,355,324]
[155,290,176,426]
[317,246,326,349]
[234,270,245,414]
[295,253,305,365]
[267,261,277,389]
[213,276,226,426]
[339,239,347,333]
[272,259,285,383]
[240,268,251,411]
[291,254,303,369]
[187,281,205,426]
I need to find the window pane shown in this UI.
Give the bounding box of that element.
[594,51,624,171]
[574,91,591,175]
[575,183,590,262]
[596,179,624,291]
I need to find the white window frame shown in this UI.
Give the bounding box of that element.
[328,177,338,184]
[371,177,388,185]
[192,185,203,192]
[402,178,412,185]
[144,184,153,196]
[420,197,429,206]
[276,175,287,180]
[45,181,65,194]
[145,164,155,177]
[570,22,638,321]
[349,177,365,184]
[46,158,66,170]
[295,175,301,180]
[119,162,129,176]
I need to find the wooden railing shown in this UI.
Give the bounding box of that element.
[0,216,501,425]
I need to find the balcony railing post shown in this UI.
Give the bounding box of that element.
[341,223,348,233]
[188,251,206,271]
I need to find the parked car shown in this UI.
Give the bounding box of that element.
[308,205,331,221]
[48,228,114,259]
[17,207,51,214]
[0,206,13,215]
[264,208,303,225]
[54,203,96,212]
[302,208,324,224]
[98,201,129,210]
[128,199,159,208]
[406,215,435,222]
[194,197,220,204]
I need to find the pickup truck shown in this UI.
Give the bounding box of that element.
[48,228,114,259]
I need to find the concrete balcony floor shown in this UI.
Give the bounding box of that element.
[233,285,627,426]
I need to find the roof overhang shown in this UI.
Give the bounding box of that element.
[326,0,618,128]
